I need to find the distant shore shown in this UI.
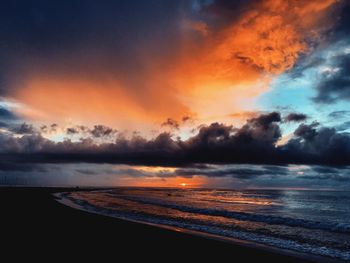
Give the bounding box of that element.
[0,187,341,262]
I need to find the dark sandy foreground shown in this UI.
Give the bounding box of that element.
[0,187,336,262]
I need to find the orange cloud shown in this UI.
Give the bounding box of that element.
[179,0,338,80]
[173,0,338,122]
[10,0,339,131]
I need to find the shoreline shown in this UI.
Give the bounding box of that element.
[1,187,346,262]
[55,190,344,263]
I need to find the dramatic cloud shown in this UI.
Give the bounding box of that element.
[90,125,117,138]
[0,1,349,188]
[196,0,338,73]
[313,53,350,103]
[65,125,117,138]
[284,113,308,122]
[10,123,36,135]
[0,0,341,131]
[0,112,349,167]
[293,122,320,140]
[283,122,350,165]
[173,165,289,180]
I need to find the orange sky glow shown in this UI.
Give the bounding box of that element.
[9,0,339,139]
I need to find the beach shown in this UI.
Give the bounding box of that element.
[0,187,342,262]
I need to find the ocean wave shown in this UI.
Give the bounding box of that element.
[57,193,350,261]
[119,195,350,234]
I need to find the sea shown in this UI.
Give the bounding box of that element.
[57,188,350,261]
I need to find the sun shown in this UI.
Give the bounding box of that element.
[180,183,187,187]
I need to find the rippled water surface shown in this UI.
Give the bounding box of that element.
[59,188,350,261]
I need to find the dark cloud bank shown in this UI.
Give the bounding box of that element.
[284,113,308,122]
[1,112,350,168]
[313,53,350,104]
[286,1,350,105]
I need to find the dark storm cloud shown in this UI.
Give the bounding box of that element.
[293,122,319,140]
[286,2,350,104]
[173,165,289,180]
[177,112,282,165]
[65,125,88,135]
[1,112,350,167]
[0,112,280,166]
[282,123,350,165]
[0,161,44,173]
[313,54,350,104]
[174,167,262,179]
[90,125,117,138]
[284,113,308,122]
[248,111,281,129]
[10,123,36,135]
[65,125,117,138]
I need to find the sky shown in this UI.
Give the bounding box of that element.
[0,0,350,189]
